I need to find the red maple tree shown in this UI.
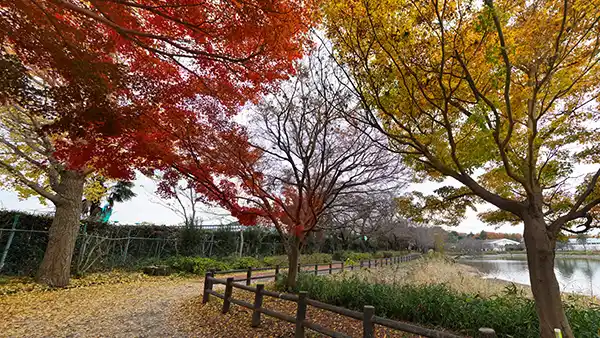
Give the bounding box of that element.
[0,0,317,286]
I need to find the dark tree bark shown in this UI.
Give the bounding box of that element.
[36,170,85,287]
[286,238,300,290]
[523,215,574,338]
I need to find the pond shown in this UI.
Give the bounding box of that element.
[459,255,600,296]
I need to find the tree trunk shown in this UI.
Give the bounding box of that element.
[286,237,301,290]
[523,216,574,338]
[36,170,85,287]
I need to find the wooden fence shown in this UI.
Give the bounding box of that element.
[212,253,422,285]
[202,253,498,338]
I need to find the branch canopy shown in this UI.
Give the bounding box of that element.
[324,0,600,230]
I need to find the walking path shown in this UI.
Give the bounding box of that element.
[0,260,403,337]
[0,277,202,337]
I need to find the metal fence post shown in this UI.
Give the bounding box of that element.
[329,263,333,274]
[295,291,308,338]
[202,271,213,304]
[363,305,375,338]
[368,260,371,268]
[251,284,265,327]
[0,215,19,272]
[341,262,344,272]
[223,277,234,313]
[246,267,252,286]
[315,263,318,275]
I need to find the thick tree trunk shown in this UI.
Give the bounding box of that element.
[286,237,301,290]
[523,216,574,338]
[36,171,85,287]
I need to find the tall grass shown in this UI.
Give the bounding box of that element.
[278,273,600,337]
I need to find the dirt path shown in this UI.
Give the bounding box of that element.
[0,260,401,337]
[0,277,203,337]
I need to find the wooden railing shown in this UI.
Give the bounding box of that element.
[212,253,422,285]
[201,253,499,338]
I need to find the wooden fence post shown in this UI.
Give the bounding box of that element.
[478,328,497,338]
[202,271,213,304]
[246,267,252,286]
[315,263,318,275]
[341,262,344,272]
[295,291,308,338]
[223,277,234,313]
[329,263,333,274]
[374,259,378,268]
[275,265,280,282]
[363,305,375,338]
[251,284,265,327]
[368,260,371,268]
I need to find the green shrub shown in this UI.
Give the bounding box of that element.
[300,253,332,265]
[376,251,396,258]
[262,255,289,267]
[347,252,372,261]
[165,256,231,274]
[263,253,333,267]
[228,256,264,269]
[280,273,600,338]
[333,251,373,262]
[332,250,351,261]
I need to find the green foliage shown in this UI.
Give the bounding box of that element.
[178,227,206,256]
[300,253,333,265]
[261,255,289,267]
[281,274,600,338]
[160,253,336,275]
[225,256,265,269]
[333,251,406,261]
[263,253,334,266]
[333,251,371,261]
[165,256,230,274]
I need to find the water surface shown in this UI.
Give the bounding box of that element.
[460,256,600,296]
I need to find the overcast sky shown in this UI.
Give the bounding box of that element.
[0,172,526,234]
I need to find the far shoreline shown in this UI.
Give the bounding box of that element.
[453,251,600,261]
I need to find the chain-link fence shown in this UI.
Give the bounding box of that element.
[0,211,285,276]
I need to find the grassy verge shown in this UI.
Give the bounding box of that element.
[150,250,410,275]
[276,257,600,337]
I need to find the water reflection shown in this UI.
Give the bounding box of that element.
[460,257,600,296]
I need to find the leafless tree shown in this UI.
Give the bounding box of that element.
[453,238,485,254]
[150,177,231,228]
[324,193,412,251]
[242,51,406,287]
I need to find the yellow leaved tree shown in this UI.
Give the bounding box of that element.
[324,0,600,336]
[0,104,131,285]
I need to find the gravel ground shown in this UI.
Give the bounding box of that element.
[0,277,203,337]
